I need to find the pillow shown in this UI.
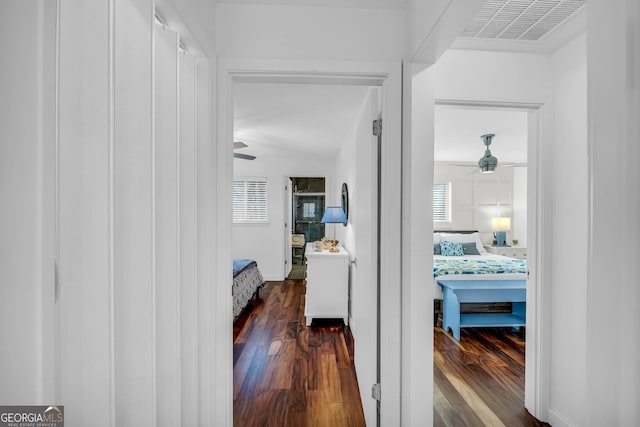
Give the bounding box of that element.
[434,243,441,255]
[440,241,464,256]
[438,232,487,254]
[461,242,480,255]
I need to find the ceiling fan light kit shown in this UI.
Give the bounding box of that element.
[478,133,498,173]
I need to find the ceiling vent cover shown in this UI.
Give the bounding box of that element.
[461,0,587,41]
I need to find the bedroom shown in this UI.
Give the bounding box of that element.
[231,79,382,425]
[432,104,532,423]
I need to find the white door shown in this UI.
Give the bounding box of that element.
[351,89,381,426]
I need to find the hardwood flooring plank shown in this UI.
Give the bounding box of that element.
[296,327,309,360]
[333,329,352,369]
[288,357,308,414]
[233,344,257,400]
[338,367,366,426]
[307,346,319,391]
[237,345,269,400]
[440,364,506,427]
[320,352,343,404]
[433,380,486,427]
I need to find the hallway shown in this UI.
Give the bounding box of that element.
[233,280,366,426]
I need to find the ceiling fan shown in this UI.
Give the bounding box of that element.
[478,133,498,173]
[452,134,525,174]
[233,141,256,161]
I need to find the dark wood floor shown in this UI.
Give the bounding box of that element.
[234,279,549,426]
[233,279,366,427]
[434,326,550,427]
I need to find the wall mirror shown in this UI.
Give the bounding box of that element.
[341,182,349,224]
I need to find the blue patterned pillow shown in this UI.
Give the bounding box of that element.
[440,241,464,256]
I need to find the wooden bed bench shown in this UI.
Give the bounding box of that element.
[437,279,526,341]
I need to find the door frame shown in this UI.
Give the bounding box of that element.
[285,175,327,278]
[215,58,402,426]
[284,176,293,278]
[434,98,551,420]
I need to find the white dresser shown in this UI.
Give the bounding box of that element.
[484,245,527,259]
[304,242,349,326]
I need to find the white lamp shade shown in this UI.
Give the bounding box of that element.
[491,217,511,231]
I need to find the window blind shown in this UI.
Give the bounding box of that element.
[233,178,268,223]
[433,182,451,222]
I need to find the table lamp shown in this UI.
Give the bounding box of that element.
[492,217,511,247]
[321,206,347,252]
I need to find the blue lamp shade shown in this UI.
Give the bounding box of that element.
[321,206,347,225]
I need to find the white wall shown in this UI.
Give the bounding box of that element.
[547,33,588,427]
[232,152,334,280]
[154,24,181,427]
[216,3,404,61]
[0,0,56,404]
[401,63,435,426]
[512,167,528,247]
[434,49,551,104]
[6,1,214,425]
[178,51,199,427]
[434,162,515,244]
[586,1,640,424]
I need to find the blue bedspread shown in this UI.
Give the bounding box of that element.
[433,258,526,278]
[233,258,257,277]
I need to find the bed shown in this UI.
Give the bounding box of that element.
[433,231,527,340]
[233,258,265,319]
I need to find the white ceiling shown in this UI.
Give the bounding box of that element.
[434,105,528,163]
[217,0,407,9]
[233,83,371,161]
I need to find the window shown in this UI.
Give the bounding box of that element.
[233,178,268,223]
[433,182,451,222]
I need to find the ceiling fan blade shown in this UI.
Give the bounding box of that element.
[234,153,256,161]
[499,162,527,168]
[233,141,248,149]
[451,163,479,168]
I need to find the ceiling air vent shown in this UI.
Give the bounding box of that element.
[461,0,587,41]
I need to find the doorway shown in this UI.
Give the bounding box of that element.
[432,100,544,422]
[287,177,326,279]
[221,60,401,424]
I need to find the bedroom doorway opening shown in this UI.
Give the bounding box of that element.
[286,177,326,280]
[229,74,391,426]
[432,101,541,423]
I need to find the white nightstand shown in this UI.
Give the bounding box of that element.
[484,245,527,259]
[304,242,349,326]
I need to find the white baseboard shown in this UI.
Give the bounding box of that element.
[262,274,284,281]
[548,408,572,427]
